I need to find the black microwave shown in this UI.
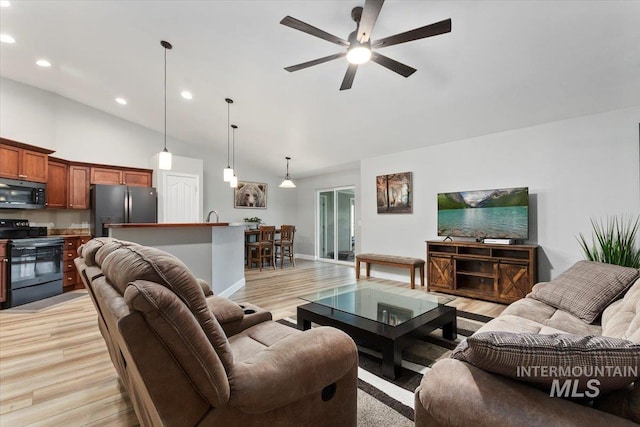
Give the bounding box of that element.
[0,177,47,209]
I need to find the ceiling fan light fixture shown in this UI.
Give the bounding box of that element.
[346,44,371,64]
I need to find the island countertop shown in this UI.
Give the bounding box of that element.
[105,222,231,228]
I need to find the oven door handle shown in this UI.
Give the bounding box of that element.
[12,246,36,251]
[12,242,63,249]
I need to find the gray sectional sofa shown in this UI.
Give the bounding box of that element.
[415,260,640,426]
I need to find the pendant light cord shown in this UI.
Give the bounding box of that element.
[163,45,167,151]
[227,102,231,167]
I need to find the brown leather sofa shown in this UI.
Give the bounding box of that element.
[415,262,640,426]
[75,238,358,427]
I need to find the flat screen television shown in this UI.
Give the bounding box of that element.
[437,187,529,240]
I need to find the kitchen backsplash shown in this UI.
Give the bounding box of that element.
[0,209,91,234]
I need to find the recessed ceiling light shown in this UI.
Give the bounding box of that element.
[0,1,10,8]
[0,34,15,44]
[36,59,51,67]
[181,90,193,100]
[115,97,127,105]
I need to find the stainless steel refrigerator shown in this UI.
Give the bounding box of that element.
[90,185,157,237]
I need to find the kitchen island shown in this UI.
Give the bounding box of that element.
[106,223,244,297]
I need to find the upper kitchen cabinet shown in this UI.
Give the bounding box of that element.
[90,166,152,187]
[0,138,53,183]
[90,167,122,185]
[46,160,68,208]
[47,158,90,210]
[123,170,152,187]
[68,165,90,209]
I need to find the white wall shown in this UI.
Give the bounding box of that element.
[0,77,297,228]
[360,106,640,281]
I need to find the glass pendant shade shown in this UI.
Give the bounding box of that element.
[159,148,172,170]
[229,175,238,188]
[279,178,296,188]
[223,167,234,182]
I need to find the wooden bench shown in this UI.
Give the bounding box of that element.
[355,253,425,289]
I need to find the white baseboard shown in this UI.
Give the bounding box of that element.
[218,277,245,298]
[296,253,355,267]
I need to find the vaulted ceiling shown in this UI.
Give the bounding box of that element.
[1,1,639,177]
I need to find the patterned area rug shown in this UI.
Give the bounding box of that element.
[277,311,491,426]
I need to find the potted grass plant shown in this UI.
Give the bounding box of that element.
[577,215,640,268]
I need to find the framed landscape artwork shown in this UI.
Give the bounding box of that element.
[376,172,412,214]
[234,181,268,209]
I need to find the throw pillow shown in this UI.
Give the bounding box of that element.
[451,331,640,394]
[529,260,639,323]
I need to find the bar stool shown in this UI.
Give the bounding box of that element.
[275,225,295,268]
[247,226,276,271]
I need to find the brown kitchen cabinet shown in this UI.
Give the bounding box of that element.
[68,165,90,209]
[91,166,152,187]
[62,236,91,291]
[46,160,68,208]
[123,170,152,187]
[46,159,90,209]
[0,138,52,183]
[90,167,123,185]
[0,240,7,303]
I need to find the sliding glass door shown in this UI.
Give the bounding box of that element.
[318,187,355,263]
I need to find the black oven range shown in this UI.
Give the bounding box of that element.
[1,219,64,308]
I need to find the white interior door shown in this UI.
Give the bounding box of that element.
[163,172,200,223]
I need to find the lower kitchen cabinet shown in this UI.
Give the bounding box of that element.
[0,241,7,303]
[63,235,91,291]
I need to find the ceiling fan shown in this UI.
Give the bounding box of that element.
[280,0,452,90]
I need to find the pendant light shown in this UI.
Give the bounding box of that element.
[279,156,296,188]
[223,98,234,181]
[229,124,238,188]
[158,40,173,171]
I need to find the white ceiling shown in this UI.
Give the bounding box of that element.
[1,1,639,178]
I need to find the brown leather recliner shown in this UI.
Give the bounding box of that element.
[76,238,358,426]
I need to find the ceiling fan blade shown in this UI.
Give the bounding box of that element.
[370,52,416,77]
[284,52,346,72]
[357,0,384,43]
[340,64,358,91]
[280,16,349,47]
[372,18,452,49]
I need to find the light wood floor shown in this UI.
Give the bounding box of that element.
[0,260,505,426]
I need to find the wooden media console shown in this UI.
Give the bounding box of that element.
[426,240,538,304]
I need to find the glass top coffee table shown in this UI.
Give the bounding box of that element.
[297,283,457,379]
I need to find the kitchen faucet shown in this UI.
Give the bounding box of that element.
[206,210,219,223]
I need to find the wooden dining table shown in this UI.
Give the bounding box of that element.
[244,227,295,267]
